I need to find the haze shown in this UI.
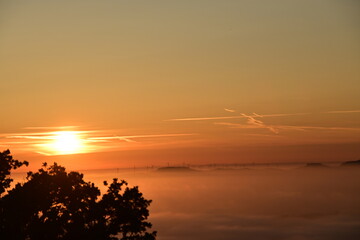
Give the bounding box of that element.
[1,1,360,239]
[1,0,359,169]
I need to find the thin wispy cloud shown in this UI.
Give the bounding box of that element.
[252,112,263,118]
[1,130,97,137]
[242,133,283,138]
[89,133,196,142]
[240,113,279,134]
[215,122,280,134]
[215,122,264,129]
[168,109,360,122]
[215,122,360,132]
[23,126,80,130]
[278,125,360,131]
[224,108,236,113]
[2,131,98,145]
[0,128,196,155]
[324,110,360,114]
[168,110,360,137]
[166,112,308,121]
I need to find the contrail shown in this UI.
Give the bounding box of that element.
[88,133,197,142]
[224,108,236,113]
[324,110,360,114]
[166,112,309,121]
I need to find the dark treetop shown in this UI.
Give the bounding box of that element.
[0,150,156,240]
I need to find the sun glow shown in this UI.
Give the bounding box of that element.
[51,131,84,155]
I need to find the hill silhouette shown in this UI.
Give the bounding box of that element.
[304,162,328,168]
[341,159,360,167]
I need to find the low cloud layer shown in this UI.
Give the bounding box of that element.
[77,167,360,240]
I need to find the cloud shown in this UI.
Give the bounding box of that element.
[324,110,360,114]
[146,168,360,240]
[277,126,360,131]
[215,121,279,134]
[166,113,308,121]
[240,114,279,134]
[23,126,79,130]
[1,130,96,137]
[0,129,196,155]
[252,112,263,117]
[152,212,360,240]
[168,110,360,136]
[215,122,360,133]
[224,108,236,113]
[88,133,196,143]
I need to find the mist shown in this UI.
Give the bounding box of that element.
[10,163,360,239]
[73,164,360,240]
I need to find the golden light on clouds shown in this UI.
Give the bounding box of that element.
[0,111,358,159]
[0,0,359,166]
[48,131,84,155]
[0,127,196,156]
[8,129,93,156]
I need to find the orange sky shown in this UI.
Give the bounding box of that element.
[0,0,359,170]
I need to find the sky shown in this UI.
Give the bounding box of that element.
[0,0,359,169]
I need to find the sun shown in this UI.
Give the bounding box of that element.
[52,131,84,155]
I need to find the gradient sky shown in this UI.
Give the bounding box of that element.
[0,0,359,169]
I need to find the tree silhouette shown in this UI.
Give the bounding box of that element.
[0,150,156,240]
[0,149,28,195]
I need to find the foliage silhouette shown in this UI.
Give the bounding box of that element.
[0,149,28,195]
[0,150,156,240]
